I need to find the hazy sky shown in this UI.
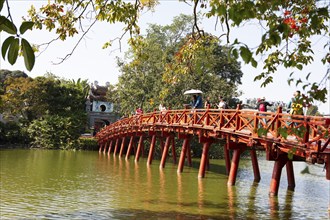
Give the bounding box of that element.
[1,1,329,114]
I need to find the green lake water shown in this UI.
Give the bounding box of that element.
[0,149,329,219]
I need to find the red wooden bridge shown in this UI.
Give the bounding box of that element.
[96,106,330,196]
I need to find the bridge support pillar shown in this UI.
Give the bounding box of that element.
[135,136,144,162]
[98,142,103,153]
[119,137,126,157]
[125,136,135,160]
[227,149,243,186]
[107,140,113,155]
[224,136,231,175]
[326,155,330,180]
[160,137,164,155]
[113,138,120,156]
[198,141,211,178]
[286,160,295,191]
[269,154,289,196]
[103,141,108,154]
[147,134,157,165]
[171,136,177,164]
[177,136,190,173]
[250,149,261,182]
[160,135,173,169]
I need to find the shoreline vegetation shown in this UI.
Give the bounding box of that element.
[0,137,99,151]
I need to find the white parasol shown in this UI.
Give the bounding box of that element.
[183,89,203,95]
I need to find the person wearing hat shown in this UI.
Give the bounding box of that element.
[256,97,273,127]
[256,97,273,112]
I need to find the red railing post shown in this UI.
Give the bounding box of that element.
[219,109,224,128]
[253,112,259,134]
[235,104,241,131]
[275,106,282,138]
[303,118,310,144]
[205,107,210,126]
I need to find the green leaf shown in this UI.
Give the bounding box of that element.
[317,7,329,16]
[251,58,258,68]
[21,38,35,71]
[278,127,288,139]
[7,37,19,65]
[1,36,14,59]
[295,78,302,86]
[0,16,17,35]
[0,0,5,11]
[270,32,281,45]
[19,21,34,34]
[257,127,268,137]
[296,64,303,70]
[240,46,252,63]
[217,4,227,16]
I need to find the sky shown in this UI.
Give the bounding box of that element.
[1,1,329,114]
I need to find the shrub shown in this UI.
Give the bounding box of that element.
[27,115,81,149]
[77,137,98,151]
[0,121,27,144]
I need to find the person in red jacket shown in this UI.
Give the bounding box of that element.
[256,97,273,127]
[135,107,143,115]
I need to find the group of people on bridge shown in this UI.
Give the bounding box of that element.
[126,90,305,121]
[190,94,228,110]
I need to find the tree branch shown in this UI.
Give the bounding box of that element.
[52,18,98,64]
[192,0,204,38]
[224,0,230,44]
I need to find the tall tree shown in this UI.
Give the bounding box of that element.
[114,14,242,114]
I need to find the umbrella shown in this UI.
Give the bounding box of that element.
[183,89,203,95]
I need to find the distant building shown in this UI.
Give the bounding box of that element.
[86,81,119,133]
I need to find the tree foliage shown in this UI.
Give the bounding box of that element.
[111,14,242,115]
[0,0,329,103]
[0,71,89,148]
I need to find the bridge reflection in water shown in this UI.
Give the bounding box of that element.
[96,106,330,197]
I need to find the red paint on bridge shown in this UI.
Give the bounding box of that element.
[96,106,330,196]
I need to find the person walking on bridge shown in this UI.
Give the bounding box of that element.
[217,96,228,109]
[287,90,303,115]
[192,94,203,109]
[287,90,304,127]
[256,97,273,112]
[256,97,273,126]
[204,96,211,109]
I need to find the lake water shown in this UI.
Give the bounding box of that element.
[0,149,329,219]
